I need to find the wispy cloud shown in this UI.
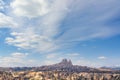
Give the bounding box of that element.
[11,52,28,58]
[4,0,73,53]
[98,56,107,60]
[66,53,80,56]
[0,0,120,67]
[0,0,5,10]
[57,0,120,41]
[0,13,17,28]
[46,53,58,59]
[10,0,50,18]
[3,0,120,53]
[5,30,58,53]
[0,52,35,67]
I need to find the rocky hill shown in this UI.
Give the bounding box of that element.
[0,59,120,73]
[0,59,120,80]
[32,59,97,72]
[53,59,73,67]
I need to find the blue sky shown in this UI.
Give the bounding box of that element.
[0,0,120,67]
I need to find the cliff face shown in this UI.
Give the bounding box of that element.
[53,59,73,67]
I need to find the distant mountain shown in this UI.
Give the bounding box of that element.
[112,67,120,70]
[0,59,120,73]
[100,66,120,71]
[32,59,98,72]
[52,59,73,67]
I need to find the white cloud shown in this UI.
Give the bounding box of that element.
[3,0,120,56]
[4,0,73,53]
[11,52,28,58]
[66,53,80,56]
[75,59,102,67]
[44,60,57,65]
[57,0,120,42]
[98,56,107,60]
[0,13,17,28]
[39,0,73,37]
[5,30,58,53]
[0,0,5,10]
[11,0,50,18]
[46,53,57,59]
[115,64,120,67]
[0,52,36,67]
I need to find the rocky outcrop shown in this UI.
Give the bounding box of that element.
[53,59,73,67]
[34,59,94,72]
